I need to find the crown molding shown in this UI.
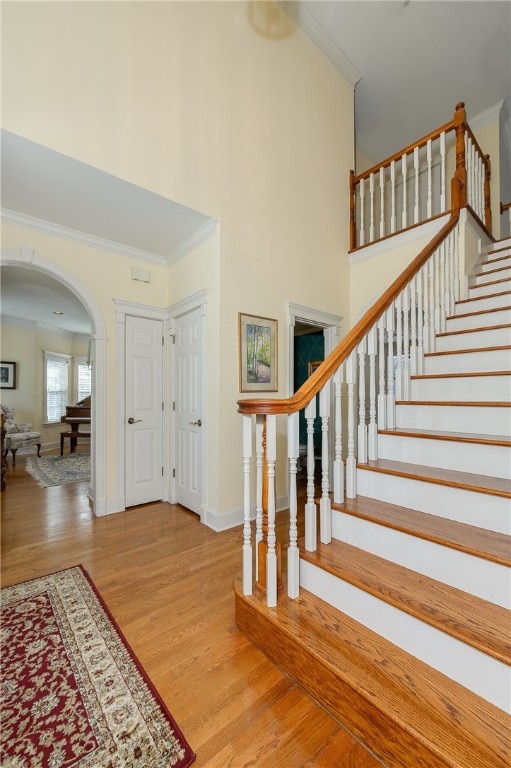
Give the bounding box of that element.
[166,218,217,264]
[1,314,75,340]
[469,101,504,132]
[279,1,361,87]
[1,209,169,266]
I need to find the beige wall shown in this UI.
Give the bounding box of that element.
[1,2,354,518]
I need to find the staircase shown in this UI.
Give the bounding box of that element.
[235,238,511,767]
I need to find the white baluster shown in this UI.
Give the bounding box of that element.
[401,153,408,229]
[445,231,453,320]
[304,398,317,551]
[427,139,432,219]
[359,177,366,246]
[287,411,299,599]
[428,256,436,352]
[422,262,431,354]
[379,167,385,239]
[390,160,396,233]
[266,415,277,608]
[453,224,460,303]
[386,306,395,428]
[439,242,446,333]
[319,380,331,544]
[413,146,420,224]
[242,414,253,595]
[395,293,403,400]
[333,366,344,504]
[377,316,387,430]
[416,270,424,375]
[255,414,264,580]
[368,326,378,460]
[410,276,417,378]
[402,286,410,400]
[346,352,357,499]
[357,337,368,464]
[434,248,441,336]
[369,172,375,243]
[440,131,446,212]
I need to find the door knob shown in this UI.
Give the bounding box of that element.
[128,417,143,424]
[189,419,202,427]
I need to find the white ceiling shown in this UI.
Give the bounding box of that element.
[1,0,510,335]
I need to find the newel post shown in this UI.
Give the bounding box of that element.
[255,416,281,604]
[484,153,492,233]
[452,102,467,210]
[349,170,357,250]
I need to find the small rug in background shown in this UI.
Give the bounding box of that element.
[1,565,196,768]
[25,452,90,487]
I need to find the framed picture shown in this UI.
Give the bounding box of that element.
[0,361,17,389]
[308,360,323,376]
[239,313,278,392]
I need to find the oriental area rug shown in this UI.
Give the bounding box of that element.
[25,452,90,487]
[0,565,195,768]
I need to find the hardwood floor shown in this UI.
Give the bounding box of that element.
[0,458,383,768]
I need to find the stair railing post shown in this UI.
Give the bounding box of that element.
[349,170,357,250]
[333,365,344,504]
[386,306,396,429]
[357,337,368,464]
[265,414,278,607]
[242,414,253,595]
[319,379,332,544]
[304,398,317,551]
[287,411,299,599]
[452,101,467,211]
[255,414,264,580]
[377,316,387,430]
[346,351,357,498]
[484,154,492,233]
[368,326,378,459]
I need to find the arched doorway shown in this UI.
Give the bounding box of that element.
[1,248,107,515]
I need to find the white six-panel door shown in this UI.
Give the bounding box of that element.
[175,307,203,516]
[125,315,163,506]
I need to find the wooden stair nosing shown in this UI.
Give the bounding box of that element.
[456,290,510,306]
[424,344,511,357]
[328,493,511,568]
[411,370,511,379]
[479,253,511,267]
[436,322,511,338]
[378,426,511,448]
[298,536,511,664]
[484,244,511,257]
[471,265,511,279]
[447,305,511,320]
[469,277,511,291]
[358,458,511,498]
[395,399,510,407]
[234,576,511,768]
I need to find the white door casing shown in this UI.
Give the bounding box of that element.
[174,306,203,516]
[125,315,164,507]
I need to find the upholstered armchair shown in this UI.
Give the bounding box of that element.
[1,406,41,465]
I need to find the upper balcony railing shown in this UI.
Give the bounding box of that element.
[349,102,491,251]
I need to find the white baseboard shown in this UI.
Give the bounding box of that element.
[203,493,290,532]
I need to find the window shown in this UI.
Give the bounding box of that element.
[44,352,71,424]
[74,356,92,403]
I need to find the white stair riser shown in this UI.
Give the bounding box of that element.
[356,467,511,534]
[446,307,511,331]
[435,326,511,352]
[395,404,510,434]
[469,277,511,295]
[455,292,511,313]
[470,267,511,286]
[300,560,511,712]
[330,510,510,610]
[480,245,511,261]
[377,434,510,479]
[410,374,511,401]
[424,347,511,374]
[477,256,511,273]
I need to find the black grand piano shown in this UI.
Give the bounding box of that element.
[60,395,91,454]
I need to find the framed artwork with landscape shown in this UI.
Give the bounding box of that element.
[0,361,17,389]
[238,313,278,392]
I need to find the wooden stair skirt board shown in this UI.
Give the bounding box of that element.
[234,575,511,768]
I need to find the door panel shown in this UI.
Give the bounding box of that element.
[125,316,163,506]
[175,307,202,515]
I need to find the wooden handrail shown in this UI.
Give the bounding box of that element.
[238,206,460,416]
[501,201,511,214]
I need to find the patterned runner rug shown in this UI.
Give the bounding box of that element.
[1,566,196,768]
[25,452,90,487]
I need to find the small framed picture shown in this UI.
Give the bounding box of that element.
[239,313,278,392]
[0,361,17,389]
[308,360,323,376]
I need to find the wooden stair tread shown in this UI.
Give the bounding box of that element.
[329,493,510,567]
[411,370,511,379]
[359,458,511,497]
[234,576,511,768]
[437,323,511,337]
[470,277,511,289]
[378,426,511,447]
[424,344,511,357]
[298,536,511,663]
[472,265,511,278]
[395,399,510,406]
